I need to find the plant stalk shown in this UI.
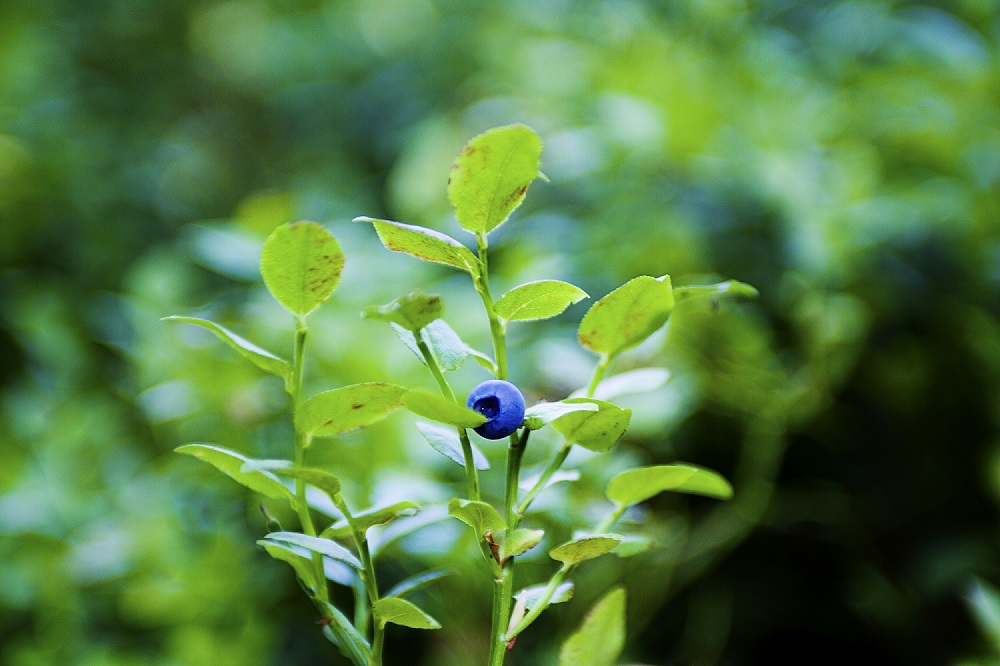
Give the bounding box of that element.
[474,233,508,380]
[505,504,627,641]
[416,335,481,501]
[290,320,329,606]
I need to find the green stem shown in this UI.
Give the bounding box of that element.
[290,320,329,606]
[516,439,572,517]
[474,233,508,380]
[489,430,528,666]
[416,336,456,401]
[333,496,381,659]
[371,623,385,666]
[505,430,527,527]
[416,335,481,501]
[488,569,510,666]
[587,354,612,398]
[504,564,571,641]
[505,504,627,642]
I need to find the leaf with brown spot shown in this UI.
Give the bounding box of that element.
[448,124,543,235]
[260,222,344,317]
[355,217,480,276]
[298,383,407,438]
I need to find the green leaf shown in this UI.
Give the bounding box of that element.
[578,275,674,358]
[402,389,486,428]
[551,399,631,452]
[466,346,498,375]
[393,320,470,372]
[558,588,626,666]
[261,531,362,570]
[584,368,670,401]
[448,124,543,235]
[372,597,442,630]
[260,542,317,591]
[416,422,490,470]
[606,464,734,507]
[363,291,442,332]
[549,534,623,565]
[515,581,574,607]
[271,466,341,501]
[509,580,574,639]
[523,400,599,431]
[495,280,588,324]
[673,279,759,302]
[298,383,407,438]
[420,319,469,371]
[612,535,653,558]
[498,528,544,564]
[356,217,480,276]
[321,501,421,538]
[260,221,344,316]
[519,469,580,492]
[175,444,293,501]
[447,498,506,537]
[162,316,290,382]
[320,602,372,666]
[385,569,453,599]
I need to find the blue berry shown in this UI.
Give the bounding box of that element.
[466,380,526,439]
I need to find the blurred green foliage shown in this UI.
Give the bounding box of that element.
[3,0,1000,664]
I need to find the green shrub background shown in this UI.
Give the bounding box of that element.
[2,1,1000,664]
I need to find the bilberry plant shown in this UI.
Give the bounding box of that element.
[167,124,757,666]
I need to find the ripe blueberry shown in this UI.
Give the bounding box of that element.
[466,380,525,439]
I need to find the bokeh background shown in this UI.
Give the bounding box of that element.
[3,0,1000,664]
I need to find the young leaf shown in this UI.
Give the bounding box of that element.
[320,601,372,666]
[385,569,453,599]
[578,275,674,358]
[402,389,487,429]
[260,221,344,317]
[162,316,290,381]
[494,280,588,324]
[612,535,653,558]
[321,501,420,538]
[558,588,626,666]
[261,531,362,570]
[606,464,734,506]
[363,291,443,332]
[416,422,490,470]
[271,466,342,502]
[420,319,469,371]
[515,581,575,607]
[448,124,543,235]
[260,542,318,591]
[298,383,407,438]
[372,597,442,630]
[583,367,670,401]
[522,400,599,431]
[519,469,580,492]
[447,498,506,537]
[549,534,623,565]
[498,528,545,564]
[466,346,498,375]
[551,399,631,452]
[175,444,293,502]
[355,217,480,276]
[509,581,575,639]
[673,279,759,302]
